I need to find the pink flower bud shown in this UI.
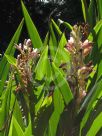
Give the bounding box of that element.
[79,90,86,99]
[65,38,75,53]
[78,66,88,75]
[82,40,92,49]
[19,43,22,49]
[82,90,86,97]
[26,39,32,46]
[68,37,74,45]
[78,65,93,77]
[83,46,92,56]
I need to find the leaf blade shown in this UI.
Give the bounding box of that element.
[0,19,24,95]
[21,1,42,48]
[52,62,73,105]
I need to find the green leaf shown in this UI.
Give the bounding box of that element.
[41,96,52,107]
[5,54,17,67]
[51,19,62,36]
[97,60,102,80]
[88,20,102,41]
[97,26,102,49]
[62,22,73,31]
[34,103,53,136]
[13,116,24,136]
[88,0,96,28]
[0,76,12,136]
[35,46,48,80]
[86,65,97,91]
[52,63,73,105]
[81,97,102,135]
[54,33,70,66]
[80,77,102,133]
[24,122,32,136]
[96,27,102,79]
[86,113,102,136]
[43,32,49,47]
[48,87,64,136]
[46,59,52,84]
[97,0,102,20]
[48,112,60,136]
[49,22,58,59]
[53,87,64,114]
[58,19,72,31]
[81,0,89,22]
[0,19,24,95]
[8,117,13,136]
[21,0,42,48]
[8,116,24,136]
[13,96,25,131]
[35,84,45,113]
[50,23,57,48]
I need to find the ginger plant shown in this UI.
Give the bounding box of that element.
[57,24,94,135]
[66,25,93,106]
[13,39,39,135]
[13,25,93,136]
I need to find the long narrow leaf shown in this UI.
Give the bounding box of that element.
[51,19,62,36]
[88,20,102,41]
[52,63,73,105]
[58,19,72,31]
[54,33,70,66]
[80,77,102,133]
[81,0,89,22]
[97,0,102,20]
[48,87,64,136]
[49,22,58,59]
[5,54,17,67]
[88,0,96,28]
[35,46,48,80]
[0,19,24,95]
[86,113,102,136]
[0,76,12,136]
[8,116,24,136]
[21,1,42,48]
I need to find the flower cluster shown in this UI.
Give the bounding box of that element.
[15,39,39,91]
[65,25,93,105]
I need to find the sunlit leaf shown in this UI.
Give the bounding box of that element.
[24,122,32,136]
[49,22,58,59]
[58,19,72,31]
[51,19,62,36]
[54,33,70,66]
[34,101,53,136]
[48,87,64,136]
[21,0,42,48]
[86,113,102,136]
[8,116,24,136]
[88,20,102,41]
[5,54,17,67]
[0,76,12,136]
[80,76,102,133]
[35,46,48,80]
[52,62,73,105]
[0,19,24,95]
[81,0,89,22]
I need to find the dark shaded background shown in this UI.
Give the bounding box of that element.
[0,0,85,53]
